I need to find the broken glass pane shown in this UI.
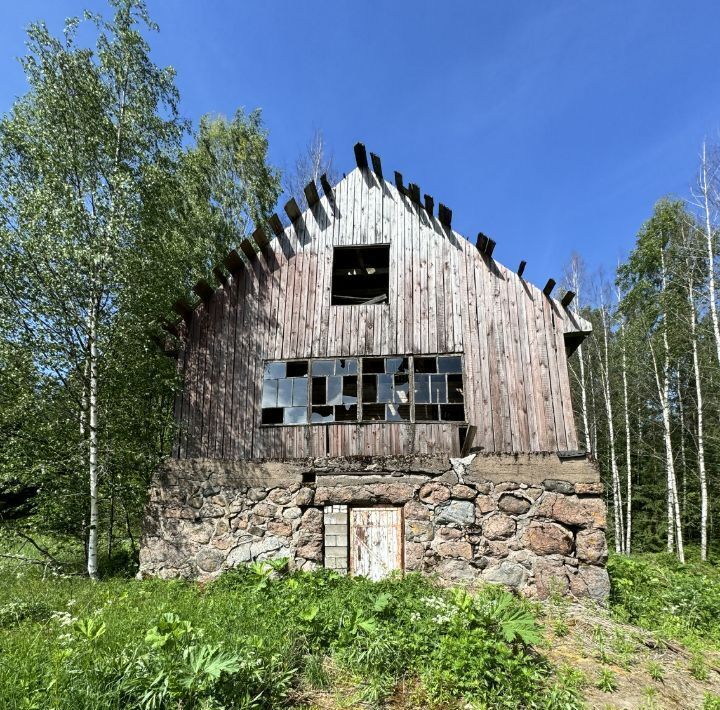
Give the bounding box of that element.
[261,379,278,408]
[336,358,358,375]
[312,359,335,376]
[284,406,308,424]
[264,361,285,380]
[327,376,342,405]
[447,374,464,403]
[277,378,293,407]
[335,404,357,421]
[429,374,447,404]
[342,375,358,403]
[287,360,309,377]
[394,374,409,403]
[414,374,430,404]
[438,355,463,374]
[291,378,308,406]
[386,403,411,421]
[311,406,334,423]
[385,357,409,374]
[362,374,377,403]
[376,374,393,403]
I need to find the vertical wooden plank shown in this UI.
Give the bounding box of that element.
[513,274,541,451]
[471,251,494,451]
[426,227,438,355]
[532,285,558,451]
[553,307,578,450]
[504,266,530,452]
[189,304,209,457]
[542,295,568,450]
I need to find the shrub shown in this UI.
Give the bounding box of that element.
[0,565,579,709]
[608,552,720,647]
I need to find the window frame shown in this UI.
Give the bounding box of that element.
[330,244,391,306]
[260,354,467,426]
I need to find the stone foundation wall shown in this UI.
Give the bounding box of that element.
[139,453,609,600]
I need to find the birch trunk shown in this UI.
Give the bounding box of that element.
[687,270,709,560]
[87,296,99,580]
[620,319,633,554]
[699,142,720,369]
[599,300,624,553]
[654,248,684,562]
[677,380,687,523]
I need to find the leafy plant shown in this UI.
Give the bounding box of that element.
[646,660,664,682]
[596,668,618,693]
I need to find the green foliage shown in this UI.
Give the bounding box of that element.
[608,552,720,647]
[646,660,664,682]
[704,692,720,709]
[0,0,281,570]
[596,668,618,693]
[0,565,580,709]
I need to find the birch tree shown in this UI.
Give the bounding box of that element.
[691,142,720,369]
[596,287,624,553]
[619,199,687,562]
[0,1,183,577]
[285,128,339,210]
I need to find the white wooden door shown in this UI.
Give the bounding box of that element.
[349,507,402,580]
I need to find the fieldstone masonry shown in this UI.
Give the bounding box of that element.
[139,453,610,600]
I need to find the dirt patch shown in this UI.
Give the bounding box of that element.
[543,600,720,709]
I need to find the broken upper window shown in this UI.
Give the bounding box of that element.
[261,360,309,424]
[331,245,390,305]
[260,355,465,425]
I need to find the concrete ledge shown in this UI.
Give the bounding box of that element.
[465,453,600,486]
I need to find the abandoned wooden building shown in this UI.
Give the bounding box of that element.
[140,143,609,599]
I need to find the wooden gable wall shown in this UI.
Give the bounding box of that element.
[172,167,588,460]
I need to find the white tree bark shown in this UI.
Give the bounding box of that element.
[599,297,624,553]
[697,142,720,368]
[87,297,99,580]
[653,248,684,562]
[620,317,633,554]
[687,264,709,560]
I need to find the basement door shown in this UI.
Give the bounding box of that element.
[349,507,402,580]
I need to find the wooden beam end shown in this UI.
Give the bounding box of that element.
[353,141,368,170]
[370,152,383,179]
[543,278,556,297]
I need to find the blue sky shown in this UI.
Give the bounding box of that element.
[1,1,719,287]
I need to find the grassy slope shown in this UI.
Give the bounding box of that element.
[0,550,719,708]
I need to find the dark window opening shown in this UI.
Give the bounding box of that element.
[262,407,283,424]
[331,245,390,305]
[287,360,309,377]
[415,404,439,421]
[335,404,357,421]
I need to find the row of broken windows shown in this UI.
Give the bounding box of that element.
[261,355,465,425]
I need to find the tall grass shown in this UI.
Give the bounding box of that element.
[0,562,579,709]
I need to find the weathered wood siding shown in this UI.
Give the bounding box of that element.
[173,167,588,460]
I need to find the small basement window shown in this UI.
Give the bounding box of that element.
[331,245,390,305]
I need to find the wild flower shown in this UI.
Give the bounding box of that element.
[50,611,76,627]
